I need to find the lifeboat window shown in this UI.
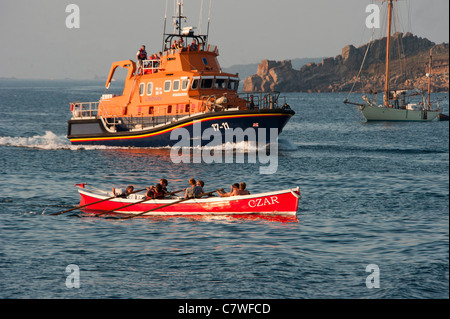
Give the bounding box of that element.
[149,106,154,115]
[215,78,228,89]
[181,79,190,91]
[201,77,214,89]
[191,78,199,90]
[228,79,239,91]
[202,58,208,65]
[147,82,153,95]
[167,105,172,113]
[164,80,171,92]
[185,104,190,112]
[173,80,180,92]
[139,83,145,96]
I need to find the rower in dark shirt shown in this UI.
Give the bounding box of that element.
[146,183,165,199]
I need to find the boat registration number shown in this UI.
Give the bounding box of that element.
[211,122,230,131]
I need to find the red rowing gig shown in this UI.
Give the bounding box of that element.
[78,187,301,217]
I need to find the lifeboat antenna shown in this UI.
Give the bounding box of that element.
[205,0,212,47]
[174,0,187,37]
[161,0,169,51]
[198,0,204,34]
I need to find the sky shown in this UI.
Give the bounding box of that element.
[0,0,448,80]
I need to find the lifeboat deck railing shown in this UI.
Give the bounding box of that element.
[234,92,281,110]
[141,59,162,74]
[70,102,99,119]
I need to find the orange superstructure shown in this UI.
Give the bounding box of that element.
[99,43,243,120]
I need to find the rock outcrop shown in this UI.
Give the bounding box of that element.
[242,33,449,93]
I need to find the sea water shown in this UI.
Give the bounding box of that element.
[0,79,448,299]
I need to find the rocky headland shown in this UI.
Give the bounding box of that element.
[243,33,449,93]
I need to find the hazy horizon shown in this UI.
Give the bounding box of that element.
[1,0,448,80]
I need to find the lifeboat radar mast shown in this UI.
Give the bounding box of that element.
[162,0,208,53]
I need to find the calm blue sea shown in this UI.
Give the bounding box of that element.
[0,79,448,301]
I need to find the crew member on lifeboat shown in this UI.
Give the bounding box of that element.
[136,45,148,71]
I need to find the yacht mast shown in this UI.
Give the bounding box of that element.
[384,0,394,107]
[427,48,433,110]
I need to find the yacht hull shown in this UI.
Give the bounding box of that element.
[361,105,440,122]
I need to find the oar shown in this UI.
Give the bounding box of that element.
[96,189,183,217]
[50,188,147,216]
[120,190,217,220]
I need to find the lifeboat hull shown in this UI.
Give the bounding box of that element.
[67,109,294,147]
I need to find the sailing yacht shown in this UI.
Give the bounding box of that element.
[345,0,441,121]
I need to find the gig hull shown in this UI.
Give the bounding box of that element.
[68,109,294,147]
[78,187,301,217]
[361,105,440,122]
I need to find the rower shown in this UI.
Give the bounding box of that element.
[217,183,239,197]
[196,180,205,197]
[146,184,165,199]
[113,185,134,198]
[238,182,250,195]
[159,178,169,194]
[184,178,203,199]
